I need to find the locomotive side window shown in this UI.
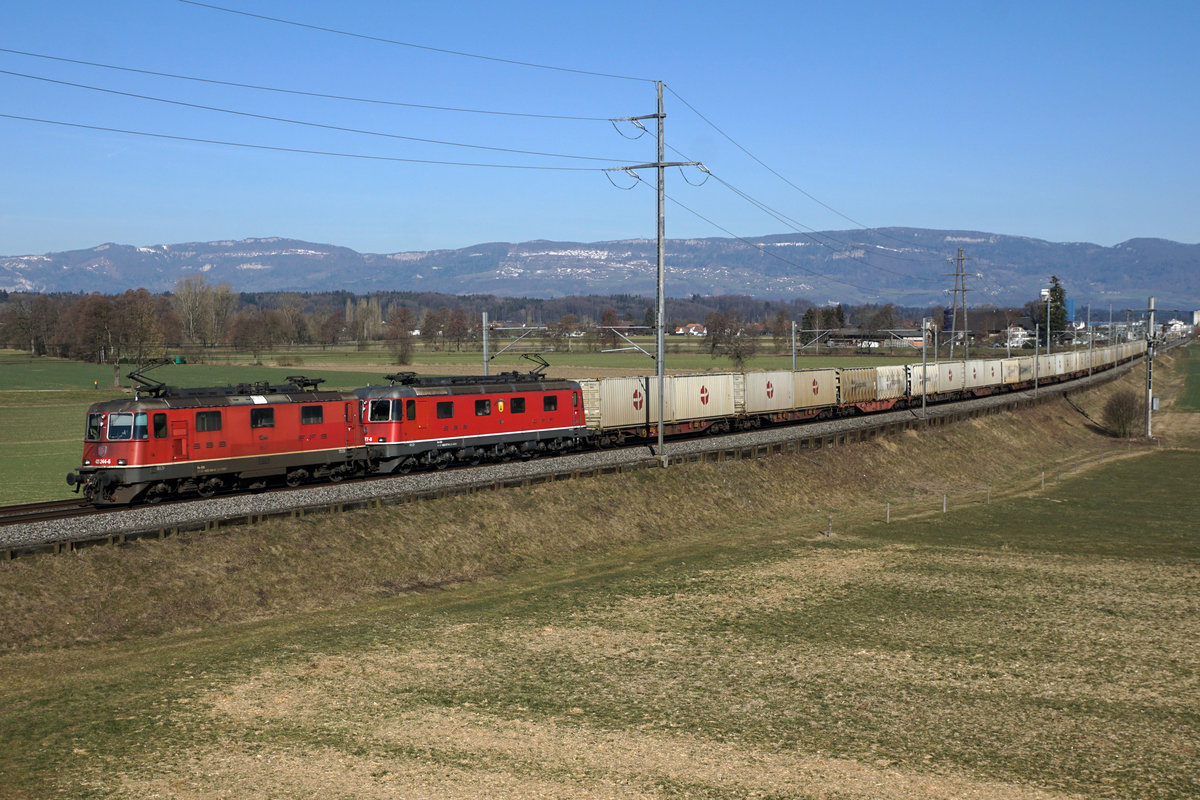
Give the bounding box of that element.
[475,399,491,416]
[543,395,558,412]
[196,411,222,432]
[132,412,149,440]
[406,399,416,420]
[153,413,168,438]
[251,407,275,428]
[436,402,454,419]
[510,397,526,413]
[368,400,391,422]
[301,405,324,425]
[86,413,103,441]
[108,412,134,440]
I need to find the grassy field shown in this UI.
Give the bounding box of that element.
[0,347,1195,798]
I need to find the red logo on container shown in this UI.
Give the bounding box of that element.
[812,378,819,395]
[948,368,954,381]
[632,388,643,411]
[766,381,774,399]
[700,385,710,405]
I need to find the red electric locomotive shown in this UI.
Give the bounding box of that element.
[356,365,588,473]
[67,366,371,504]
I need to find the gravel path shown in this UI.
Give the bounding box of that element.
[2,366,1127,551]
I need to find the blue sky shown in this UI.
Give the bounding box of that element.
[2,0,1198,256]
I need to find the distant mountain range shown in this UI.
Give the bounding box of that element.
[2,228,1196,309]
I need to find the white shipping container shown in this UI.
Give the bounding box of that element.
[1017,356,1035,382]
[838,367,879,404]
[963,359,988,390]
[1001,359,1021,385]
[580,376,673,431]
[938,361,966,393]
[671,373,736,422]
[744,370,796,414]
[875,365,907,399]
[907,363,940,397]
[980,358,1004,388]
[793,369,838,409]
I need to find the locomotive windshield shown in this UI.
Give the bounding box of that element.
[368,400,392,422]
[86,413,103,441]
[107,412,149,441]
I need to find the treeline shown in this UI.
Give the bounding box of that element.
[2,277,1022,365]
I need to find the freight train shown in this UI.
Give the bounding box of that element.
[67,342,1145,504]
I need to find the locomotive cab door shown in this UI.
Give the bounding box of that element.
[344,402,358,446]
[170,420,189,461]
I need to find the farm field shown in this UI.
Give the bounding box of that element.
[0,346,1195,798]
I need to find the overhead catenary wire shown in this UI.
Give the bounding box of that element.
[0,113,615,171]
[0,68,629,163]
[178,0,656,84]
[664,83,935,252]
[622,169,878,294]
[664,140,940,272]
[0,47,615,121]
[701,168,940,283]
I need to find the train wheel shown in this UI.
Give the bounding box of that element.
[285,470,307,488]
[397,458,416,474]
[144,482,173,504]
[197,478,223,498]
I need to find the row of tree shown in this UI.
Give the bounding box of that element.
[0,275,1070,368]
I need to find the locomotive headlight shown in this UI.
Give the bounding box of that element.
[83,459,92,466]
[117,459,127,466]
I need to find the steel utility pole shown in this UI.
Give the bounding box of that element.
[610,82,702,467]
[943,248,972,359]
[1146,296,1155,438]
[482,311,489,375]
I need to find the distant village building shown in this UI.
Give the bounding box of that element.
[673,323,706,336]
[1005,326,1033,347]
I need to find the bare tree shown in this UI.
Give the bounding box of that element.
[1103,390,1142,438]
[385,306,416,364]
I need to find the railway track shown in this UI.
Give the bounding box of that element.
[0,499,95,526]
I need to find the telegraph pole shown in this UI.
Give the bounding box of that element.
[610,82,701,467]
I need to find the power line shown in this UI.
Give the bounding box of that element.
[662,138,939,272]
[0,113,613,171]
[178,0,656,83]
[0,68,628,162]
[622,170,877,294]
[0,47,613,121]
[699,167,940,282]
[663,83,931,252]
